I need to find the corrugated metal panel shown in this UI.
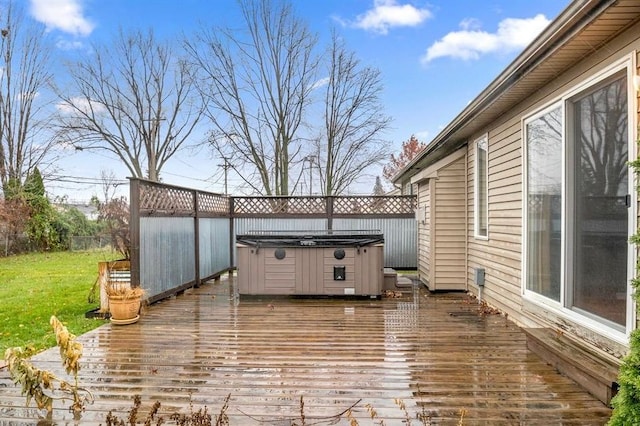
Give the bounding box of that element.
[199,218,231,278]
[140,217,196,299]
[235,218,328,234]
[333,218,417,269]
[233,218,327,267]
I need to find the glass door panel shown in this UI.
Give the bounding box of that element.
[571,74,628,328]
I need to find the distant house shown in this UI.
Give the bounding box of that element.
[54,201,99,221]
[394,0,639,401]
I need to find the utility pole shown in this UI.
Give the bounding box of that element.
[304,155,316,196]
[218,157,231,195]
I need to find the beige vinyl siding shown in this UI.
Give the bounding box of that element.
[417,181,431,284]
[467,118,524,320]
[433,156,467,290]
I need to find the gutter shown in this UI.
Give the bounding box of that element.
[392,0,615,184]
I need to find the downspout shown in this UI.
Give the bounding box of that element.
[464,150,469,293]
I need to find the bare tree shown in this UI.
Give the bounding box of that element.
[315,31,391,196]
[99,169,119,203]
[56,29,204,182]
[0,1,54,195]
[185,0,318,195]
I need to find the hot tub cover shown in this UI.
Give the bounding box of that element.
[236,230,384,248]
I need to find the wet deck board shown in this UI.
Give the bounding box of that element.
[0,278,612,424]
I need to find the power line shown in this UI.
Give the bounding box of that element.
[45,174,128,185]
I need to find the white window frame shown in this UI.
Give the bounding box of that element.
[521,54,637,344]
[521,101,564,309]
[474,134,489,239]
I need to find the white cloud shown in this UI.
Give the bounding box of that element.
[56,39,85,50]
[413,130,430,141]
[56,97,105,115]
[29,0,94,36]
[312,77,330,90]
[18,91,40,102]
[351,0,432,35]
[421,14,550,64]
[459,18,481,31]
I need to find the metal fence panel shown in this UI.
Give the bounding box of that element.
[233,218,327,267]
[199,218,231,278]
[140,217,196,299]
[333,218,417,269]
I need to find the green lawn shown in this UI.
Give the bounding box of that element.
[0,250,121,355]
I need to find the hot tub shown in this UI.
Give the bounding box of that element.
[236,230,384,296]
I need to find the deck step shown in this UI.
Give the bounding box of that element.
[396,276,413,287]
[383,269,414,290]
[383,268,397,291]
[523,327,620,405]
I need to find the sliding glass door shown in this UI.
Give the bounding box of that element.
[525,68,631,333]
[570,74,628,329]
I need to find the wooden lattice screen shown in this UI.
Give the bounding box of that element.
[139,183,194,215]
[133,179,416,218]
[232,195,416,217]
[233,197,327,216]
[332,196,416,216]
[135,180,228,217]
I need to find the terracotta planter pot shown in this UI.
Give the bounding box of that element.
[108,295,141,324]
[98,260,131,313]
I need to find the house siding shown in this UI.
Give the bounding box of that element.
[467,119,524,318]
[433,156,467,290]
[415,151,467,291]
[462,19,640,357]
[417,181,431,284]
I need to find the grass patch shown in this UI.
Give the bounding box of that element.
[0,250,121,355]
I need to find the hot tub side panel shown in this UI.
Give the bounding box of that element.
[295,247,330,295]
[354,244,384,296]
[238,244,384,296]
[237,244,296,295]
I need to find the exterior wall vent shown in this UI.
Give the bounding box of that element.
[474,267,485,287]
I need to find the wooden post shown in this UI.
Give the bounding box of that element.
[229,196,235,271]
[194,190,201,287]
[129,178,141,288]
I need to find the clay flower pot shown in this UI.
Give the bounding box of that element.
[108,293,142,325]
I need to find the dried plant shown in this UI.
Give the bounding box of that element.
[364,402,384,425]
[4,316,93,416]
[106,394,230,426]
[394,398,412,425]
[105,282,146,299]
[298,395,306,426]
[98,196,131,260]
[458,408,467,425]
[102,395,460,425]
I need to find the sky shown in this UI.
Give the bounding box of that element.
[26,0,570,202]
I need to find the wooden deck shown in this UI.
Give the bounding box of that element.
[0,277,612,424]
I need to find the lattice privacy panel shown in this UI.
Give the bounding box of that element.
[234,197,326,215]
[199,193,229,214]
[333,196,416,215]
[139,184,195,214]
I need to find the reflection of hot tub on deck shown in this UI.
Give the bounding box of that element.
[236,230,384,296]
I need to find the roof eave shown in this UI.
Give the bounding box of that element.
[393,0,616,185]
